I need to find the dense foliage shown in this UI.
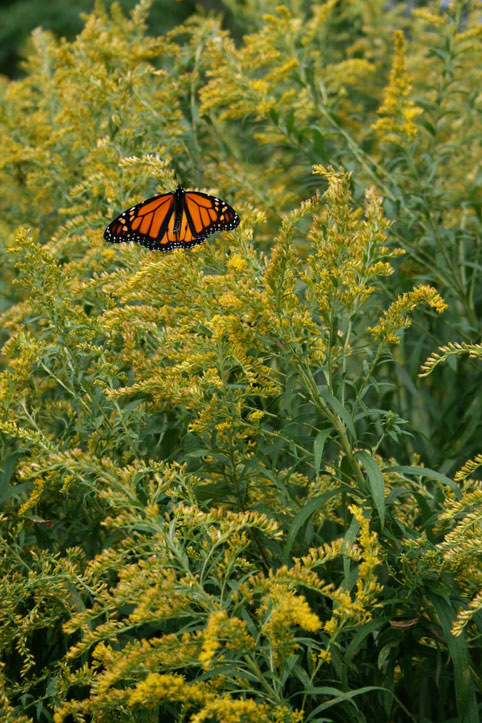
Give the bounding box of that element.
[0,0,481,721]
[0,0,199,76]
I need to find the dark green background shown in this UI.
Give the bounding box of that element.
[0,0,222,76]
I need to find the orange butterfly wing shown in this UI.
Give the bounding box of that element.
[104,191,175,250]
[104,185,240,252]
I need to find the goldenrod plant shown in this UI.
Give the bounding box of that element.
[0,0,481,721]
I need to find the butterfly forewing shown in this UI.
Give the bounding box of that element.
[104,185,240,252]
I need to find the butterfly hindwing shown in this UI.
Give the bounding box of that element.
[104,185,240,252]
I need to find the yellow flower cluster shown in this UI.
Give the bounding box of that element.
[0,0,480,718]
[198,609,254,668]
[452,589,482,638]
[197,0,381,169]
[129,672,204,707]
[301,0,338,46]
[262,590,322,664]
[305,168,398,320]
[190,697,303,723]
[324,506,382,638]
[429,484,482,636]
[370,284,447,344]
[419,341,482,378]
[454,454,482,483]
[372,31,423,143]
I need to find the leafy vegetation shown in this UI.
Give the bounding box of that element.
[0,0,481,721]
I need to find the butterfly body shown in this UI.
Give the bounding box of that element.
[104,184,240,252]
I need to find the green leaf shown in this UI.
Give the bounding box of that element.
[314,429,331,476]
[304,685,388,720]
[342,514,360,587]
[343,617,385,664]
[324,393,357,440]
[285,107,295,135]
[385,465,461,498]
[427,592,479,723]
[356,450,386,528]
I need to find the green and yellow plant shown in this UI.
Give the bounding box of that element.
[0,0,481,721]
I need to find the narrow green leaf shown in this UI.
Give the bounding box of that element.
[314,429,331,476]
[305,685,388,720]
[356,450,386,527]
[285,107,295,135]
[385,465,461,497]
[343,515,360,588]
[427,592,479,723]
[324,393,357,439]
[344,617,384,668]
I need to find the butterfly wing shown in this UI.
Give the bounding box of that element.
[104,187,240,252]
[181,191,240,247]
[104,191,176,251]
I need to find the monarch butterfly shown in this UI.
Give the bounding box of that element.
[104,184,240,252]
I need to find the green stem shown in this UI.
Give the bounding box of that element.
[295,354,366,491]
[243,654,283,703]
